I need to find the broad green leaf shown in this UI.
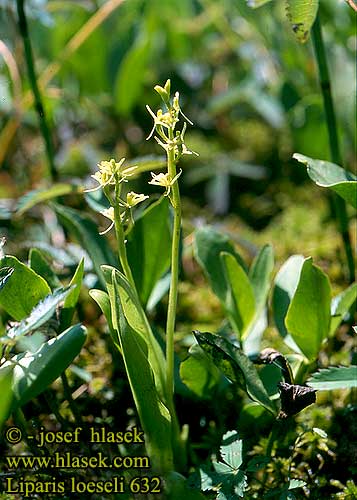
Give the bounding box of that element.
[6,287,73,340]
[60,258,84,330]
[286,0,319,43]
[194,226,246,307]
[330,283,357,336]
[16,184,81,216]
[89,289,119,350]
[0,324,86,411]
[293,154,357,208]
[53,203,117,288]
[102,266,166,401]
[307,366,357,390]
[0,367,13,431]
[273,255,305,352]
[146,273,171,312]
[0,256,51,320]
[249,244,274,313]
[180,344,222,398]
[109,270,173,472]
[221,252,255,337]
[220,430,243,469]
[114,35,150,116]
[194,331,276,414]
[286,258,331,360]
[127,198,171,306]
[29,248,62,290]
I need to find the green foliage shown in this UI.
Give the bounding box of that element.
[286,0,319,43]
[294,154,357,208]
[285,257,331,360]
[330,283,357,336]
[16,184,80,215]
[0,368,13,431]
[106,267,173,473]
[29,248,62,290]
[194,330,276,414]
[307,366,357,390]
[127,198,171,306]
[0,324,87,412]
[0,256,51,320]
[60,258,84,330]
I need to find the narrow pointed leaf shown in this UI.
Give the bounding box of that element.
[294,154,357,208]
[249,244,274,313]
[0,256,51,320]
[60,258,84,330]
[285,258,331,360]
[29,248,62,290]
[16,184,81,215]
[89,289,119,350]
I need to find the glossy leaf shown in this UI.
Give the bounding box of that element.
[0,367,13,431]
[53,203,117,288]
[60,258,84,330]
[102,265,166,400]
[294,153,357,208]
[286,258,331,360]
[307,366,357,390]
[286,0,319,43]
[29,248,62,290]
[272,255,305,352]
[180,344,222,398]
[16,184,81,215]
[0,256,51,320]
[109,269,173,472]
[6,286,73,339]
[127,198,171,306]
[330,283,357,336]
[194,331,276,414]
[221,252,255,337]
[0,324,87,411]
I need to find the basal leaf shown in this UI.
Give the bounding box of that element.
[286,0,319,43]
[330,283,357,336]
[109,270,173,472]
[221,252,256,338]
[16,184,81,216]
[0,324,87,411]
[194,331,276,414]
[294,153,357,208]
[285,258,331,360]
[0,367,13,431]
[0,256,51,320]
[307,366,357,390]
[89,289,118,349]
[127,198,171,306]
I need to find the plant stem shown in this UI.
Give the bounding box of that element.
[311,12,355,283]
[16,0,57,181]
[165,135,181,403]
[113,183,136,289]
[61,372,82,426]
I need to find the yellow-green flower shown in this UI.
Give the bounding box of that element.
[85,158,137,192]
[148,170,182,196]
[125,191,149,208]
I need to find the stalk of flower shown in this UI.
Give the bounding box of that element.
[146,80,197,414]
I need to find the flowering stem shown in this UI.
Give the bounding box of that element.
[113,182,135,289]
[165,131,181,403]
